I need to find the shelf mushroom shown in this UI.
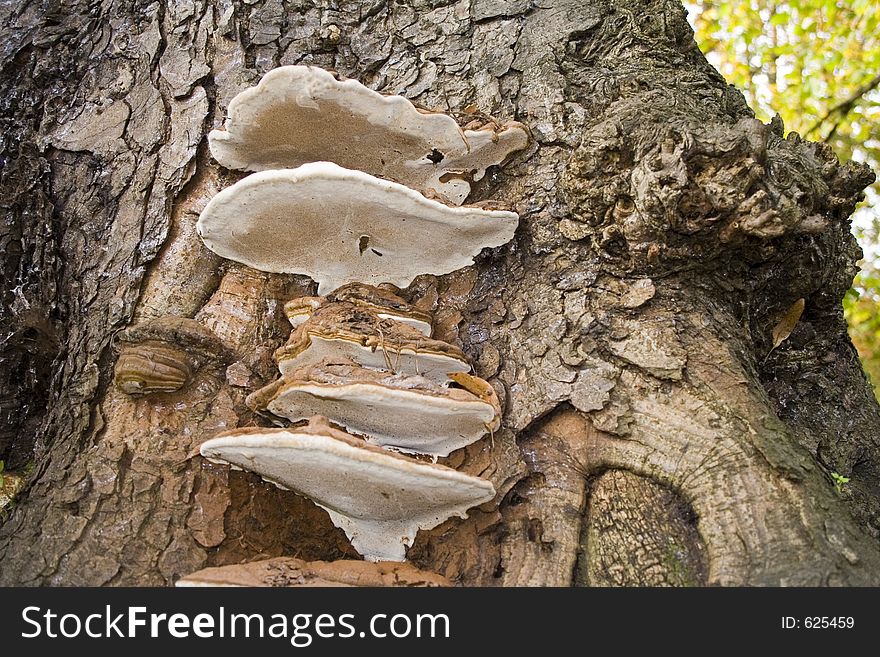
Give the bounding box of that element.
[274,299,470,384]
[177,557,451,587]
[284,296,324,330]
[248,361,501,457]
[196,162,519,294]
[199,417,496,562]
[113,317,229,396]
[286,283,433,336]
[191,64,521,572]
[208,65,529,205]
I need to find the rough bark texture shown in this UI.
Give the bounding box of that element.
[2,0,880,586]
[578,469,708,587]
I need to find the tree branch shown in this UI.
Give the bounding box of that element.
[804,72,880,139]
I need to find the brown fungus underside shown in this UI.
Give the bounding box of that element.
[275,301,471,383]
[299,283,435,336]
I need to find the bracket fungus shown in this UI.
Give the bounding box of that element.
[248,361,501,457]
[199,418,496,562]
[286,283,433,336]
[274,300,470,384]
[325,283,433,336]
[196,162,519,294]
[208,65,528,205]
[284,296,324,330]
[113,317,229,396]
[192,64,514,575]
[177,557,451,587]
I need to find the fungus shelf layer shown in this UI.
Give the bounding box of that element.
[248,361,500,457]
[286,283,434,337]
[208,64,528,205]
[196,163,518,294]
[274,299,470,384]
[199,419,495,562]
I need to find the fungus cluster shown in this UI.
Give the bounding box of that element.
[183,66,525,583]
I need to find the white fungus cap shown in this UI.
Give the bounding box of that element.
[208,65,528,205]
[248,361,501,457]
[196,162,519,295]
[199,418,496,562]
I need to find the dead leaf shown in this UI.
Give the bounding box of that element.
[771,298,805,350]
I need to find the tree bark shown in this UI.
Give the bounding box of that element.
[2,0,879,586]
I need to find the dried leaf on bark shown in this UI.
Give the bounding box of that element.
[771,298,805,350]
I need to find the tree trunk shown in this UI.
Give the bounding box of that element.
[2,0,879,586]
